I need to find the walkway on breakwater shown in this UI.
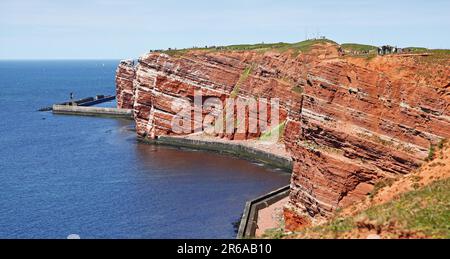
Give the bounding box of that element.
[237,185,290,239]
[140,134,293,239]
[38,95,115,112]
[52,105,133,119]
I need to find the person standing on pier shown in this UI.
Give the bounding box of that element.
[70,92,75,106]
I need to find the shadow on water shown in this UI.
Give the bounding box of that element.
[0,61,290,239]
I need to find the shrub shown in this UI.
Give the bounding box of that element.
[426,144,436,162]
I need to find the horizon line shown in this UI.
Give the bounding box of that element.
[1,39,448,61]
[0,58,125,61]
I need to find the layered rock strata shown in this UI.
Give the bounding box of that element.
[116,42,450,228]
[116,60,136,110]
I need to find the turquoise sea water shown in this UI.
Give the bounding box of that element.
[0,60,289,239]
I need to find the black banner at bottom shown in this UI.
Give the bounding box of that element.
[0,239,445,258]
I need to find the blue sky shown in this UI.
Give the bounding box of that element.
[0,0,449,59]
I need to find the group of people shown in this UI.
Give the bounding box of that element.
[377,45,403,55]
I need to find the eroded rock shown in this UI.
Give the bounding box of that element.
[115,43,450,225]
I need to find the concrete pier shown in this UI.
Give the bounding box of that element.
[52,105,133,119]
[39,95,116,112]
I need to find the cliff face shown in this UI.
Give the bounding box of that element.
[283,52,450,226]
[117,50,298,140]
[116,60,136,110]
[288,141,450,239]
[116,42,450,227]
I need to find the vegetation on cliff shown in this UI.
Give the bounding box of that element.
[118,39,450,240]
[161,38,338,57]
[230,64,254,98]
[292,178,450,239]
[341,43,378,52]
[225,38,337,54]
[263,141,450,239]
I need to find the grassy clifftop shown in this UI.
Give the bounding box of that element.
[263,141,450,239]
[224,38,337,52]
[341,43,378,52]
[161,38,338,57]
[159,39,450,59]
[292,178,449,239]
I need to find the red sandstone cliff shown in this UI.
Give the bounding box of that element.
[116,60,136,110]
[115,41,450,228]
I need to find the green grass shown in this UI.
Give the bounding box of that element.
[223,42,291,51]
[223,39,337,54]
[362,178,450,238]
[430,49,450,55]
[162,47,215,57]
[402,48,450,58]
[261,214,288,239]
[341,43,378,59]
[341,43,378,52]
[427,144,436,162]
[162,39,338,57]
[404,47,429,53]
[369,178,396,199]
[282,39,338,56]
[159,40,450,59]
[230,65,254,98]
[259,121,286,142]
[291,85,304,94]
[296,178,450,239]
[261,228,289,239]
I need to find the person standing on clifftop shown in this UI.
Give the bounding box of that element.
[70,92,74,100]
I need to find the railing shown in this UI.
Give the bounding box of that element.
[38,95,115,112]
[237,185,290,239]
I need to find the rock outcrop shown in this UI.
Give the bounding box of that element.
[116,60,136,110]
[116,41,450,228]
[288,141,450,239]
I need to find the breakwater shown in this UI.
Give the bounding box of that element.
[52,105,133,119]
[140,136,293,173]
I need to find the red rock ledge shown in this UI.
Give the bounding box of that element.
[116,42,450,230]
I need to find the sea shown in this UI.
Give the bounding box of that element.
[0,60,290,239]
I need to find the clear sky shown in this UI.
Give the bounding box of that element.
[1,0,449,59]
